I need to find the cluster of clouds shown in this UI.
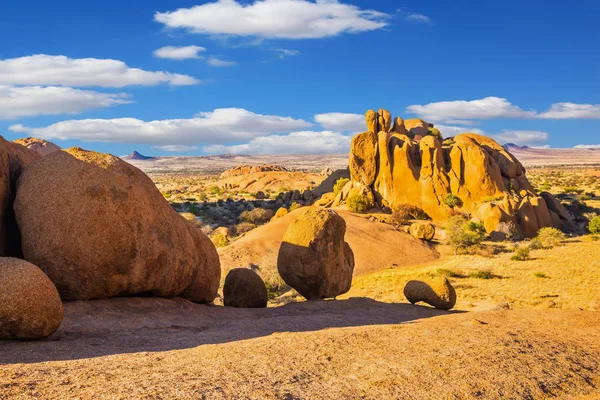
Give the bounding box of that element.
[3,1,598,153]
[153,45,236,67]
[407,97,600,124]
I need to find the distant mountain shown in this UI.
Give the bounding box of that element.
[503,143,529,151]
[122,151,156,161]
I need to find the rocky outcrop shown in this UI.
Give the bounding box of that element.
[0,258,63,340]
[0,136,39,257]
[15,147,220,303]
[343,109,572,237]
[13,137,61,157]
[221,164,288,178]
[404,278,456,310]
[223,268,268,308]
[277,209,354,300]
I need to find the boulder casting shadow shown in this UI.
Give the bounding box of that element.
[0,297,462,364]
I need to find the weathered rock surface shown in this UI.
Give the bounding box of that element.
[404,278,456,310]
[409,222,436,241]
[277,208,354,300]
[223,268,268,308]
[13,137,61,157]
[341,110,572,237]
[0,257,63,340]
[0,136,39,257]
[14,147,220,302]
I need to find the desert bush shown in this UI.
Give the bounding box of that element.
[532,227,566,249]
[447,215,487,252]
[288,202,302,212]
[588,216,600,234]
[211,233,229,248]
[428,127,443,140]
[433,268,462,278]
[239,208,274,225]
[235,222,257,235]
[443,194,463,208]
[469,269,494,279]
[208,186,222,195]
[533,272,548,278]
[333,178,350,196]
[511,246,531,261]
[347,193,373,214]
[563,186,583,194]
[442,138,455,146]
[391,204,414,225]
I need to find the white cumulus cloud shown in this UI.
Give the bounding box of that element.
[9,108,312,145]
[153,45,206,60]
[405,13,431,24]
[207,57,237,67]
[538,102,600,119]
[315,112,364,132]
[490,130,549,147]
[407,97,536,124]
[573,144,600,149]
[0,85,130,119]
[203,130,351,154]
[153,144,199,152]
[154,0,388,39]
[0,54,199,87]
[436,125,485,137]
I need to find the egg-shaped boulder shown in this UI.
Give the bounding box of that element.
[277,208,354,300]
[404,278,457,310]
[0,257,63,340]
[223,268,268,308]
[14,147,220,303]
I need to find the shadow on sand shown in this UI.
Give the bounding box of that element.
[0,296,462,364]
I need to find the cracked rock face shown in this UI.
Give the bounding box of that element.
[14,147,220,302]
[349,109,572,237]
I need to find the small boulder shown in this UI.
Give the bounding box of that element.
[255,191,266,200]
[223,268,268,308]
[409,222,436,241]
[404,278,456,310]
[0,258,63,340]
[271,207,289,221]
[277,208,354,300]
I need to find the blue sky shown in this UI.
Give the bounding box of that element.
[1,0,599,156]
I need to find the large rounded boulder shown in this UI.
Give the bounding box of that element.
[223,268,268,308]
[14,147,220,302]
[277,208,354,300]
[404,278,457,310]
[0,257,63,340]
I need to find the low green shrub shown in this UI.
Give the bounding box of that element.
[447,215,487,252]
[511,246,531,261]
[347,193,373,214]
[532,227,566,249]
[588,216,600,234]
[333,178,350,196]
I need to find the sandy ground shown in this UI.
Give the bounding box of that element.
[219,208,439,277]
[1,298,599,399]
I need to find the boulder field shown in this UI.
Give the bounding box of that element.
[341,109,572,237]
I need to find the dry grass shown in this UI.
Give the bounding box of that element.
[342,239,600,311]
